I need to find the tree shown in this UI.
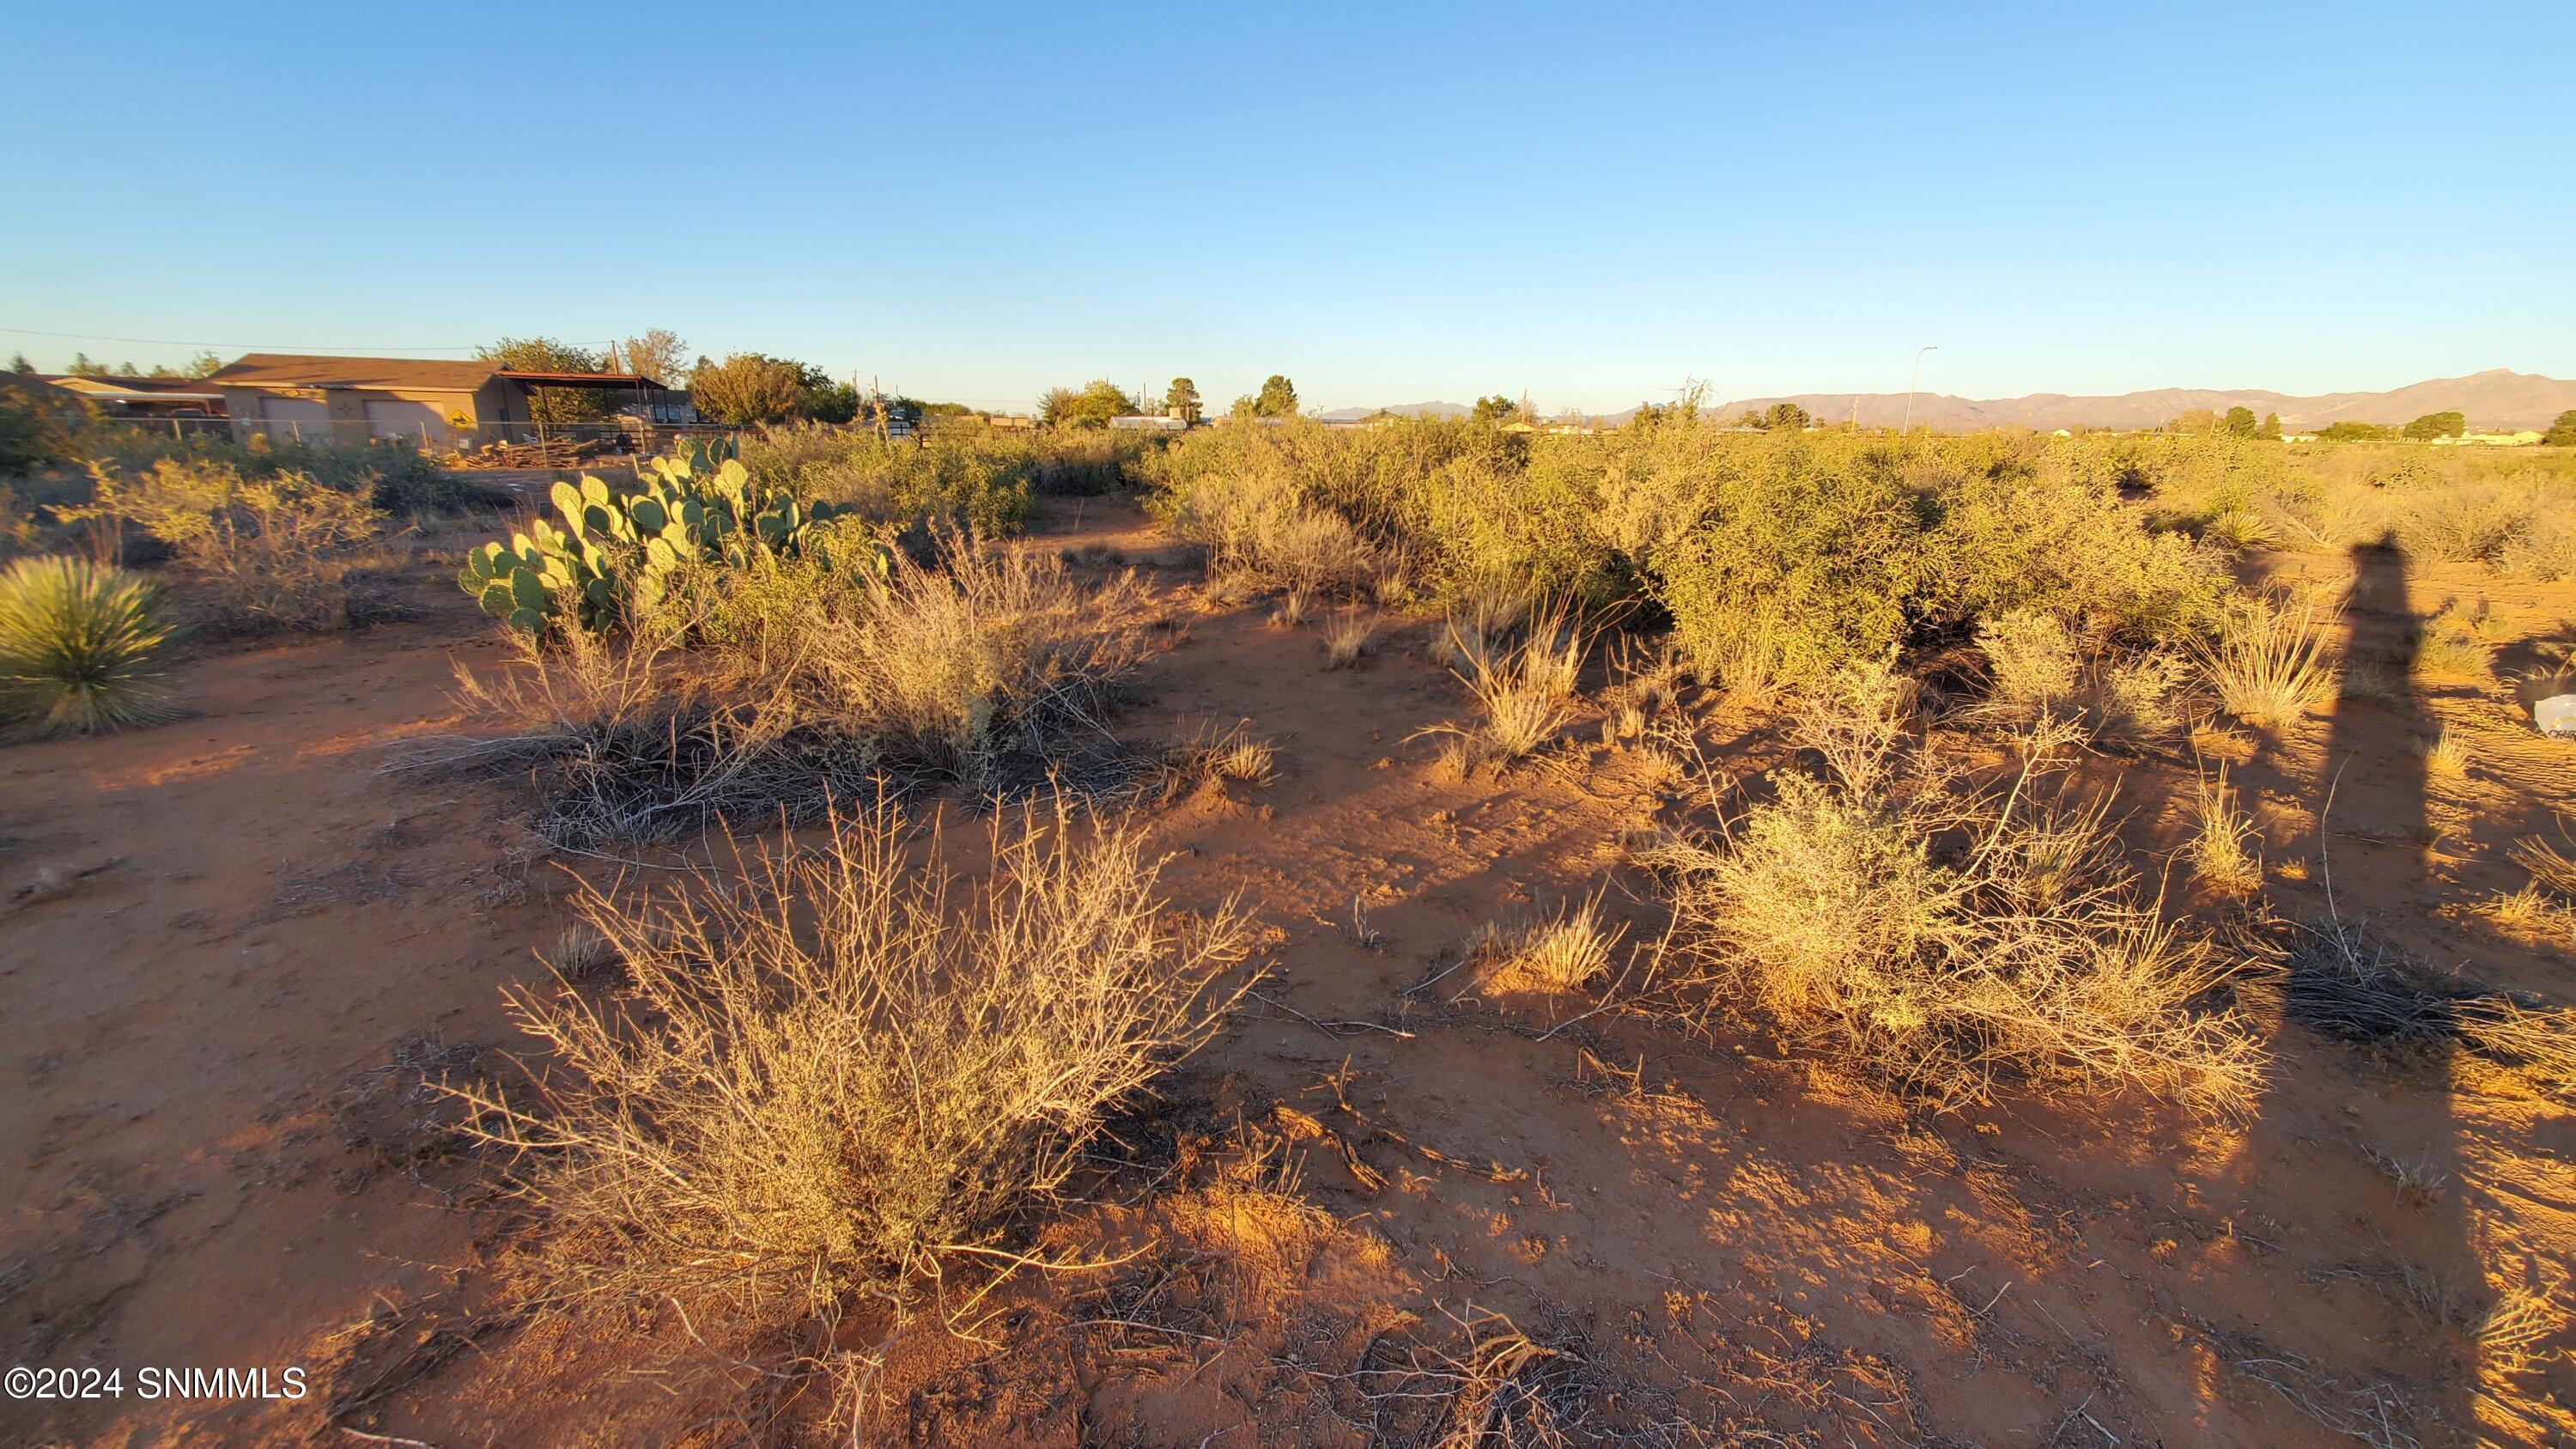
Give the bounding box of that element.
[2257,411,2282,441]
[2543,410,2576,447]
[1764,401,1811,431]
[2217,405,2258,437]
[689,353,807,425]
[609,329,676,383]
[1630,400,1666,428]
[1253,374,1299,418]
[1163,377,1201,423]
[67,353,108,378]
[477,337,614,424]
[2317,421,2397,442]
[794,364,860,424]
[1041,380,1139,429]
[5,352,31,374]
[2402,410,2466,441]
[113,361,141,378]
[1471,394,1520,423]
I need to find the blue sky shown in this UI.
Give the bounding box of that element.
[8,3,2569,412]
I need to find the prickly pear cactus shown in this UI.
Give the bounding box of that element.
[456,441,887,637]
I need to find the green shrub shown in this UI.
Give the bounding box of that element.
[0,555,179,735]
[74,459,385,630]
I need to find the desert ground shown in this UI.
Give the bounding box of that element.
[3,478,2572,1447]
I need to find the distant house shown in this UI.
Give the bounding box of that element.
[2430,430,2543,447]
[205,353,678,447]
[1108,413,1188,432]
[40,374,228,421]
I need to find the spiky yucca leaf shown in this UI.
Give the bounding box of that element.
[0,555,179,736]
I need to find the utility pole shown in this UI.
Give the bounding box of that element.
[1902,345,1939,432]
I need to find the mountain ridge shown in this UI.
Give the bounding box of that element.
[1323,370,2574,431]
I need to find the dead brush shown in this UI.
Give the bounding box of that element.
[1151,721,1278,798]
[441,795,1261,1331]
[2196,588,2340,732]
[2283,917,2576,1094]
[1653,660,2267,1117]
[413,624,878,849]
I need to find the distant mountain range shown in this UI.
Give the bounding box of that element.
[1322,370,2575,431]
[1317,400,1473,421]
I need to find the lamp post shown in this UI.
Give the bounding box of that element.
[1902,345,1938,432]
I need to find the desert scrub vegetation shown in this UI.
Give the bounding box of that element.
[430,513,1163,846]
[735,420,1157,538]
[64,457,387,630]
[447,795,1258,1340]
[0,554,179,736]
[1149,414,2229,696]
[1643,661,2266,1115]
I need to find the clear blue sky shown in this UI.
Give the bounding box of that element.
[8,3,2569,413]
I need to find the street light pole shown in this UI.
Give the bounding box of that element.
[1902,345,1939,432]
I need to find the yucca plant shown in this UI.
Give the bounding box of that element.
[0,555,179,737]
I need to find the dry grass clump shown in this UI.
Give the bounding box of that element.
[2417,725,2471,782]
[1471,897,1622,995]
[2188,767,2265,898]
[1152,721,1278,798]
[1320,607,1373,667]
[1415,621,1583,777]
[2480,887,2574,951]
[2413,600,2494,685]
[2196,589,2339,731]
[808,536,1156,785]
[1653,661,2265,1116]
[2509,828,2576,901]
[0,554,179,737]
[447,797,1259,1327]
[2340,655,2408,705]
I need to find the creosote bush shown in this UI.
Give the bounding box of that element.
[1648,661,2265,1115]
[447,797,1258,1325]
[0,554,179,736]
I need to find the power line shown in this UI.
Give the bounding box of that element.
[0,325,488,353]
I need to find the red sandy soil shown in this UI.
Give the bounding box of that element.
[3,498,2571,1446]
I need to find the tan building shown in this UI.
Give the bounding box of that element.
[207,353,675,447]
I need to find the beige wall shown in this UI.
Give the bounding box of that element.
[223,385,482,445]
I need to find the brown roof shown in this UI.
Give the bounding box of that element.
[208,353,501,392]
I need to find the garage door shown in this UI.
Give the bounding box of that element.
[365,399,451,445]
[261,396,331,443]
